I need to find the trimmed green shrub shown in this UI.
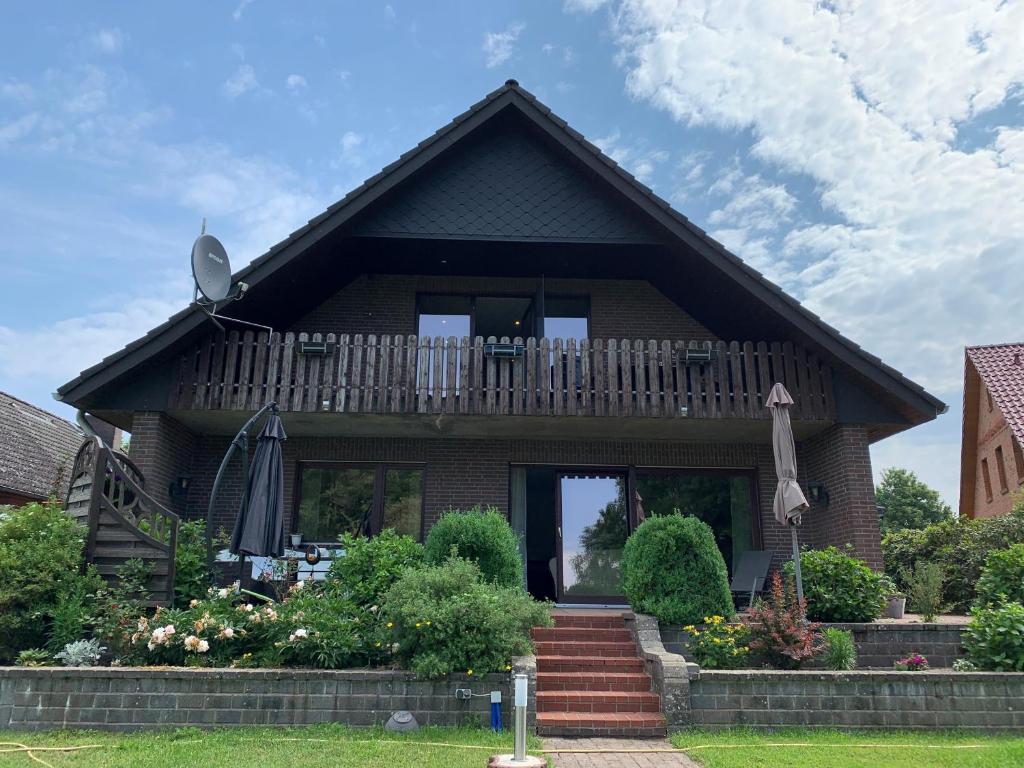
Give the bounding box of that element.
[0,502,100,662]
[621,514,733,624]
[785,545,885,623]
[385,557,550,679]
[821,627,857,670]
[326,530,423,608]
[174,520,213,606]
[963,601,1024,671]
[882,503,1024,612]
[424,506,523,588]
[976,544,1024,607]
[904,561,944,621]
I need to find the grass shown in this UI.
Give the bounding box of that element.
[670,728,1024,767]
[0,725,543,768]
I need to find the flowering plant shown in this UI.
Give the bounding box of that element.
[894,653,929,671]
[683,616,750,669]
[744,571,822,669]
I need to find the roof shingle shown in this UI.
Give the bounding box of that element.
[0,392,82,501]
[967,343,1024,446]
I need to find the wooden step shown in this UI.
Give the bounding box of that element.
[536,655,645,673]
[536,672,653,692]
[537,690,661,713]
[531,627,633,643]
[536,711,667,738]
[534,640,638,657]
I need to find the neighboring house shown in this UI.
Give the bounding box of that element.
[960,343,1024,519]
[0,391,83,505]
[55,82,944,601]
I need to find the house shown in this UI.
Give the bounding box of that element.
[55,81,944,602]
[960,343,1024,519]
[0,390,84,506]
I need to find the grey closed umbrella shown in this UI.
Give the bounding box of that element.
[765,382,810,611]
[230,413,287,557]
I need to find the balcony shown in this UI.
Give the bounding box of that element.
[170,332,836,430]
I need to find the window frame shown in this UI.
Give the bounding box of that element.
[981,457,994,503]
[415,291,591,340]
[995,445,1009,495]
[293,461,427,544]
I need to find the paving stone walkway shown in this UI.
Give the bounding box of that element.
[544,738,700,768]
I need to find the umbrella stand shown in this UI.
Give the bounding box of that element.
[205,401,279,582]
[789,523,805,614]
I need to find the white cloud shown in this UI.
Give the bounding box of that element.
[564,0,608,12]
[286,74,308,91]
[223,64,258,99]
[385,4,396,21]
[593,130,668,183]
[233,0,255,21]
[92,28,123,54]
[0,113,39,147]
[483,22,525,68]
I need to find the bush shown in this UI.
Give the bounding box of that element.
[55,639,105,667]
[174,520,213,606]
[682,616,749,669]
[976,544,1024,607]
[90,558,152,662]
[882,503,1024,612]
[963,601,1024,671]
[621,514,733,624]
[784,545,886,623]
[48,579,93,653]
[16,648,54,667]
[386,557,551,679]
[424,506,523,588]
[745,571,821,670]
[326,530,423,608]
[904,561,944,621]
[821,627,857,670]
[0,502,100,662]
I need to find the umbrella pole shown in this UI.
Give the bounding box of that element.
[790,524,805,617]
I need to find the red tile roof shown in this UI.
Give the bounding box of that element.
[967,343,1024,445]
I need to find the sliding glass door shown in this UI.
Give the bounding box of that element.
[557,472,629,603]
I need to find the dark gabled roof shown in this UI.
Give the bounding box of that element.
[56,80,945,424]
[0,390,83,500]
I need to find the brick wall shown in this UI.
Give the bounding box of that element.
[688,670,1024,729]
[0,668,511,732]
[661,622,965,669]
[175,432,880,571]
[129,413,196,511]
[289,274,718,342]
[971,382,1024,518]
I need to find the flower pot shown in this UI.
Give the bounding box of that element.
[289,533,302,548]
[885,595,906,619]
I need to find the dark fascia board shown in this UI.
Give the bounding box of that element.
[58,81,945,422]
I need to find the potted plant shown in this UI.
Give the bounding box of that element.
[289,532,303,549]
[881,576,906,619]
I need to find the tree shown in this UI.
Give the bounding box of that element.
[875,467,953,533]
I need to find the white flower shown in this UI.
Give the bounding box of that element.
[147,642,156,651]
[219,627,235,640]
[217,588,230,599]
[163,624,176,637]
[288,628,309,642]
[197,640,210,653]
[242,604,254,612]
[369,605,379,613]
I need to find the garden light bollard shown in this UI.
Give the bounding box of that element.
[487,673,543,768]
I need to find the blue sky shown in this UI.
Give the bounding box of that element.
[2,1,1023,508]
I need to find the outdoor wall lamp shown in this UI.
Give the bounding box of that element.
[168,474,192,499]
[808,483,829,506]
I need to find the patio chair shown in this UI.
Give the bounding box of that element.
[730,550,774,609]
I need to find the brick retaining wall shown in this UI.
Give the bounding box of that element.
[0,667,513,732]
[661,622,965,669]
[688,670,1024,730]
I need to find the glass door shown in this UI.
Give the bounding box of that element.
[556,472,629,603]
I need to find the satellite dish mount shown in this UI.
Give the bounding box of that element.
[191,218,270,338]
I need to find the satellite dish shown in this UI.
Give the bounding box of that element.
[191,233,232,302]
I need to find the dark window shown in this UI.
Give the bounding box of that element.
[416,293,590,341]
[544,296,590,341]
[634,470,755,574]
[987,391,994,412]
[1013,439,1024,485]
[995,446,1009,494]
[981,458,993,503]
[296,463,424,543]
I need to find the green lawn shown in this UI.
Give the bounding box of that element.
[0,725,543,768]
[671,728,1024,768]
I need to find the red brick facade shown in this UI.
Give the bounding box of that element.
[968,382,1024,518]
[129,412,196,511]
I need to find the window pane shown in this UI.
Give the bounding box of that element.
[298,467,375,542]
[635,472,753,573]
[382,468,423,540]
[560,475,628,597]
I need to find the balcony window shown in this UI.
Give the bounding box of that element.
[296,463,424,543]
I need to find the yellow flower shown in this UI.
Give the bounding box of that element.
[375,642,382,648]
[415,622,421,628]
[466,669,474,676]
[387,622,394,629]
[425,621,431,626]
[505,665,512,671]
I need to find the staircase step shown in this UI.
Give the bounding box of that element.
[537,655,645,673]
[531,627,633,643]
[536,711,667,738]
[534,640,637,657]
[552,613,630,629]
[537,690,661,713]
[536,672,653,692]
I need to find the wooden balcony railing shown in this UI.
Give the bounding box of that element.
[170,332,835,421]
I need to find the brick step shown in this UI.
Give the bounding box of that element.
[537,690,661,713]
[536,672,653,692]
[531,626,633,643]
[552,613,629,629]
[536,711,667,738]
[534,640,638,657]
[537,655,645,673]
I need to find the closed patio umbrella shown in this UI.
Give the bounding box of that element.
[766,382,810,612]
[230,411,287,558]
